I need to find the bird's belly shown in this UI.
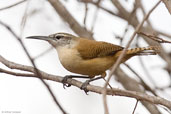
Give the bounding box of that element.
[58,49,114,77]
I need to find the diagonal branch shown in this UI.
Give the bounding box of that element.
[0,0,26,11]
[138,32,171,43]
[103,1,161,114]
[0,20,67,114]
[48,0,93,38]
[161,0,171,14]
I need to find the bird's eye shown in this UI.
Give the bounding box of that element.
[55,35,62,40]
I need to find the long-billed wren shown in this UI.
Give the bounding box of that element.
[27,33,159,91]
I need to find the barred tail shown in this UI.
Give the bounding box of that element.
[114,46,160,63]
[126,46,160,55]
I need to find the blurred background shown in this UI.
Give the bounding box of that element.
[0,0,171,114]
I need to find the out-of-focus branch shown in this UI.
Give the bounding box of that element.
[157,30,171,39]
[111,0,170,63]
[0,20,67,114]
[111,0,134,23]
[0,0,26,11]
[124,63,157,96]
[33,46,54,59]
[103,1,161,114]
[88,1,171,72]
[83,3,88,27]
[47,1,166,113]
[0,55,171,110]
[138,32,171,43]
[79,1,161,113]
[115,67,162,113]
[90,1,118,17]
[161,0,171,14]
[48,0,93,38]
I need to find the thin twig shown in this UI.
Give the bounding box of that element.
[20,0,31,37]
[48,0,93,38]
[103,78,112,89]
[138,57,157,87]
[103,1,161,114]
[137,0,153,27]
[90,7,99,32]
[83,3,88,26]
[138,32,171,43]
[132,100,139,114]
[161,0,171,14]
[0,68,35,77]
[157,30,171,39]
[0,0,26,11]
[33,46,54,59]
[90,0,101,32]
[0,21,67,114]
[124,63,157,96]
[79,0,118,16]
[84,1,118,17]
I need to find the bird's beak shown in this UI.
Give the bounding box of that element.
[26,36,54,41]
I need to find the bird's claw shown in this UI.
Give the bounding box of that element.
[80,80,90,95]
[62,75,72,89]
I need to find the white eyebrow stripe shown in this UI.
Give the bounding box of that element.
[50,33,77,38]
[56,33,68,37]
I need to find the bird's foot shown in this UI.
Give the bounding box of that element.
[62,75,90,89]
[80,80,90,95]
[62,75,72,89]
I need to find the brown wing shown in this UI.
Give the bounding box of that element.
[76,38,124,59]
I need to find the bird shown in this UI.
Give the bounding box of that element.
[26,32,159,92]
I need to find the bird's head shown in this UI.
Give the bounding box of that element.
[26,32,78,48]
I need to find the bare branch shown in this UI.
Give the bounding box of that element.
[0,21,67,114]
[132,100,139,114]
[0,0,26,11]
[80,1,163,113]
[0,55,171,110]
[1,0,170,113]
[138,32,171,43]
[33,46,54,59]
[87,1,118,17]
[157,30,171,39]
[83,3,88,26]
[161,0,171,14]
[90,4,99,32]
[103,1,161,113]
[0,68,35,77]
[20,0,31,37]
[48,0,93,38]
[124,63,157,96]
